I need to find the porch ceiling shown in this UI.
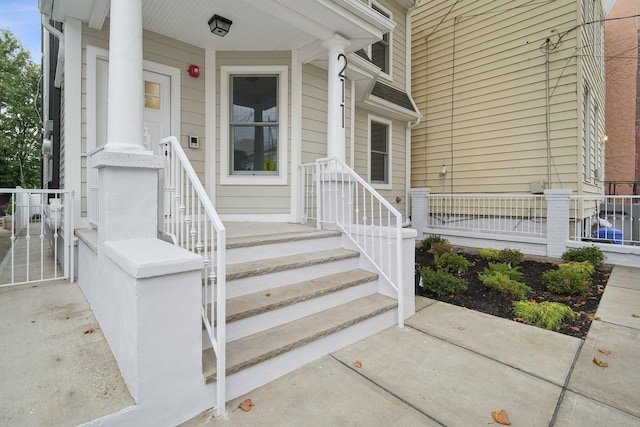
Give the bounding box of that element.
[41,0,395,63]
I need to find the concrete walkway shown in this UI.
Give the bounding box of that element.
[1,263,638,426]
[185,265,640,426]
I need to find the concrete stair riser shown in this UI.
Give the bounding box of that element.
[218,308,398,402]
[203,295,397,382]
[214,280,379,345]
[225,234,342,264]
[225,256,361,298]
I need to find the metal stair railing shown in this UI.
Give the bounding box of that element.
[309,157,405,328]
[158,136,227,414]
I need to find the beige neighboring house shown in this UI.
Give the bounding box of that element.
[411,0,606,195]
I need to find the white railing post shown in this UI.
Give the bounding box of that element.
[544,189,572,258]
[410,188,430,240]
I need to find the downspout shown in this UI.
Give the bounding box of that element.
[545,38,551,189]
[403,0,421,227]
[41,15,65,89]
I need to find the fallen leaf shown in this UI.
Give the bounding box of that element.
[238,399,254,412]
[597,285,605,294]
[598,349,611,355]
[461,307,467,311]
[573,300,586,307]
[491,409,511,425]
[565,296,572,301]
[513,317,524,322]
[570,326,580,332]
[265,293,271,297]
[529,299,537,304]
[593,357,609,368]
[632,314,640,318]
[354,360,362,368]
[576,311,586,317]
[537,296,545,300]
[84,328,94,334]
[457,326,465,331]
[588,316,601,321]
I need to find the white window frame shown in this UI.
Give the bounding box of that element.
[368,114,392,189]
[369,1,393,81]
[220,65,288,186]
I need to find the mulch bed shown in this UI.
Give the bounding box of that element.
[415,246,612,339]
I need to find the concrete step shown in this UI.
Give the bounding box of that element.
[225,248,361,297]
[203,293,397,383]
[226,230,342,264]
[223,269,379,342]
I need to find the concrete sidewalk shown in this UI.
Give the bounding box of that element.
[187,265,640,426]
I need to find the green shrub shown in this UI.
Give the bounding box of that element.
[542,261,595,295]
[497,248,524,266]
[434,252,470,276]
[429,240,453,256]
[483,262,523,281]
[512,301,575,331]
[479,271,530,300]
[422,235,446,251]
[478,248,501,261]
[562,246,605,269]
[419,267,468,297]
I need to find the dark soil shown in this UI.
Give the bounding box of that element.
[415,246,612,339]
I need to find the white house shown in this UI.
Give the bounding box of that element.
[38,0,420,424]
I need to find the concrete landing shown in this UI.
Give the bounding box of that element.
[0,280,133,427]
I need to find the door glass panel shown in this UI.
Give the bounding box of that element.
[145,81,161,110]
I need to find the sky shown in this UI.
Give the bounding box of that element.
[0,0,41,61]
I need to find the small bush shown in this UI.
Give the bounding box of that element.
[479,271,531,300]
[419,267,468,297]
[422,235,446,251]
[497,248,524,266]
[479,248,501,261]
[429,240,453,256]
[543,261,595,295]
[512,301,575,331]
[562,246,605,269]
[483,262,523,281]
[434,252,470,276]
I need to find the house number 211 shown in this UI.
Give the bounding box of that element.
[338,53,347,129]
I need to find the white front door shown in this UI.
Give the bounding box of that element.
[95,59,172,152]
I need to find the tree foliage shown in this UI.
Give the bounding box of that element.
[0,29,41,188]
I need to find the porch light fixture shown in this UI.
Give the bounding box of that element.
[208,14,232,37]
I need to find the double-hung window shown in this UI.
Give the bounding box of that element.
[369,117,391,188]
[221,65,288,185]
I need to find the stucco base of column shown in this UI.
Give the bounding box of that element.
[93,151,164,249]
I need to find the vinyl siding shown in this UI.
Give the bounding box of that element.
[411,0,603,194]
[215,51,292,215]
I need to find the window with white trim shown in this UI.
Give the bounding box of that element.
[230,75,278,174]
[369,117,391,187]
[370,2,392,77]
[220,65,288,185]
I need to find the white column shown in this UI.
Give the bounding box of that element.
[105,0,146,152]
[322,35,350,162]
[410,188,430,240]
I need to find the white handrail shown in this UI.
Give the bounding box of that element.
[158,136,226,415]
[312,157,404,328]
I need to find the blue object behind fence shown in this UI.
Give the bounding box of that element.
[594,228,623,245]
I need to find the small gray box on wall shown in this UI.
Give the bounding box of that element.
[189,135,199,149]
